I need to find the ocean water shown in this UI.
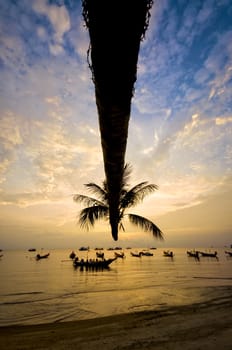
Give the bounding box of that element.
[0,247,232,326]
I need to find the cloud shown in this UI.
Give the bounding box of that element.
[33,0,70,55]
[196,0,214,24]
[0,63,102,206]
[215,116,232,125]
[0,111,25,183]
[132,0,232,188]
[0,112,23,150]
[0,0,231,247]
[205,31,232,73]
[0,34,26,70]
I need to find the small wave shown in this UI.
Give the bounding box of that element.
[0,293,63,306]
[2,291,43,297]
[193,276,232,280]
[128,303,153,311]
[54,308,97,323]
[0,299,42,305]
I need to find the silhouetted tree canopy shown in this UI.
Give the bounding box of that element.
[74,163,163,241]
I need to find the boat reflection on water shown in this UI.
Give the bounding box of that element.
[187,250,200,260]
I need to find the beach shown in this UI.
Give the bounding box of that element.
[1,288,232,350]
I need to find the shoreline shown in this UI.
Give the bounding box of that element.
[1,290,232,350]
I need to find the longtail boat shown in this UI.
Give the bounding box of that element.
[163,250,174,257]
[36,253,50,260]
[73,256,117,270]
[199,251,218,258]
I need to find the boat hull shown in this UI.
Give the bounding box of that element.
[73,257,117,270]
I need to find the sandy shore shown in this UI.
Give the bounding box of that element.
[1,290,232,350]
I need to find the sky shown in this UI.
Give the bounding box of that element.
[0,0,232,249]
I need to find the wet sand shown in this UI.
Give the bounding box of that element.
[1,289,232,350]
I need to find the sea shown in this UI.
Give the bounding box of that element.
[0,247,232,327]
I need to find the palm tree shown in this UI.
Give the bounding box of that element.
[73,164,163,241]
[82,0,154,240]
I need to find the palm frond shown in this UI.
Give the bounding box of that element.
[79,205,108,230]
[84,183,108,203]
[128,213,163,240]
[131,182,158,196]
[102,180,108,192]
[120,183,158,209]
[73,194,105,207]
[74,161,164,240]
[121,163,133,189]
[119,222,125,232]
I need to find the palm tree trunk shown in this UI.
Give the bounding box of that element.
[97,101,130,240]
[82,0,153,240]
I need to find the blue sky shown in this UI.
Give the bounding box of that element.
[0,0,232,249]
